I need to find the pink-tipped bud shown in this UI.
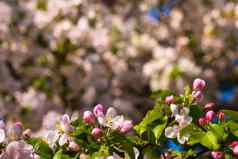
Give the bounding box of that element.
[193,78,206,91]
[93,104,105,117]
[198,117,208,126]
[192,91,204,102]
[204,102,215,111]
[165,95,174,104]
[217,112,225,121]
[83,111,95,125]
[205,110,216,122]
[91,128,102,139]
[69,141,80,151]
[230,141,238,155]
[211,151,224,159]
[120,120,133,134]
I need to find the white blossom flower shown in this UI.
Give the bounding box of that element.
[97,107,124,130]
[44,114,74,148]
[165,105,193,144]
[165,125,179,139]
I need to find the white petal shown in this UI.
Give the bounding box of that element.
[165,126,178,138]
[61,114,70,124]
[45,130,59,145]
[177,133,189,144]
[178,116,192,127]
[106,107,117,119]
[112,115,124,130]
[134,147,140,159]
[0,129,5,143]
[180,107,190,116]
[170,104,179,116]
[97,116,107,126]
[58,134,68,146]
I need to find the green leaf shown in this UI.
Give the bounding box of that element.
[152,118,167,143]
[200,131,220,150]
[53,150,63,159]
[53,150,72,159]
[180,124,205,145]
[189,105,203,121]
[27,138,53,159]
[221,110,238,122]
[225,121,238,137]
[134,104,167,136]
[209,124,228,141]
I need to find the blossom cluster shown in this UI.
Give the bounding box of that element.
[0,0,238,133]
[0,78,237,158]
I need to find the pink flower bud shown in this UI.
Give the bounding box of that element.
[193,78,206,91]
[165,95,174,104]
[91,128,102,139]
[120,120,133,133]
[83,111,95,125]
[192,91,204,102]
[93,104,105,117]
[205,111,216,122]
[211,151,224,159]
[69,141,80,151]
[204,102,215,111]
[198,117,208,126]
[217,112,225,121]
[230,141,238,155]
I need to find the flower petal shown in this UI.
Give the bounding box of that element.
[106,107,117,119]
[165,126,179,138]
[180,107,190,116]
[58,134,68,146]
[170,104,179,116]
[112,115,124,130]
[177,133,189,144]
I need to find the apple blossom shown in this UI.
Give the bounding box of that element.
[97,107,125,130]
[217,112,225,121]
[69,141,80,151]
[83,111,95,125]
[230,141,238,155]
[198,117,208,126]
[119,120,133,133]
[211,151,224,159]
[205,110,216,122]
[93,104,105,117]
[91,128,102,139]
[204,102,215,111]
[192,91,204,102]
[165,95,174,104]
[193,78,206,91]
[60,114,74,133]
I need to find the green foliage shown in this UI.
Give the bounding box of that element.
[27,138,53,159]
[200,131,220,150]
[180,124,205,145]
[189,105,203,121]
[134,103,168,142]
[221,109,238,122]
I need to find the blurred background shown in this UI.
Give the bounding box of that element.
[0,0,238,132]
